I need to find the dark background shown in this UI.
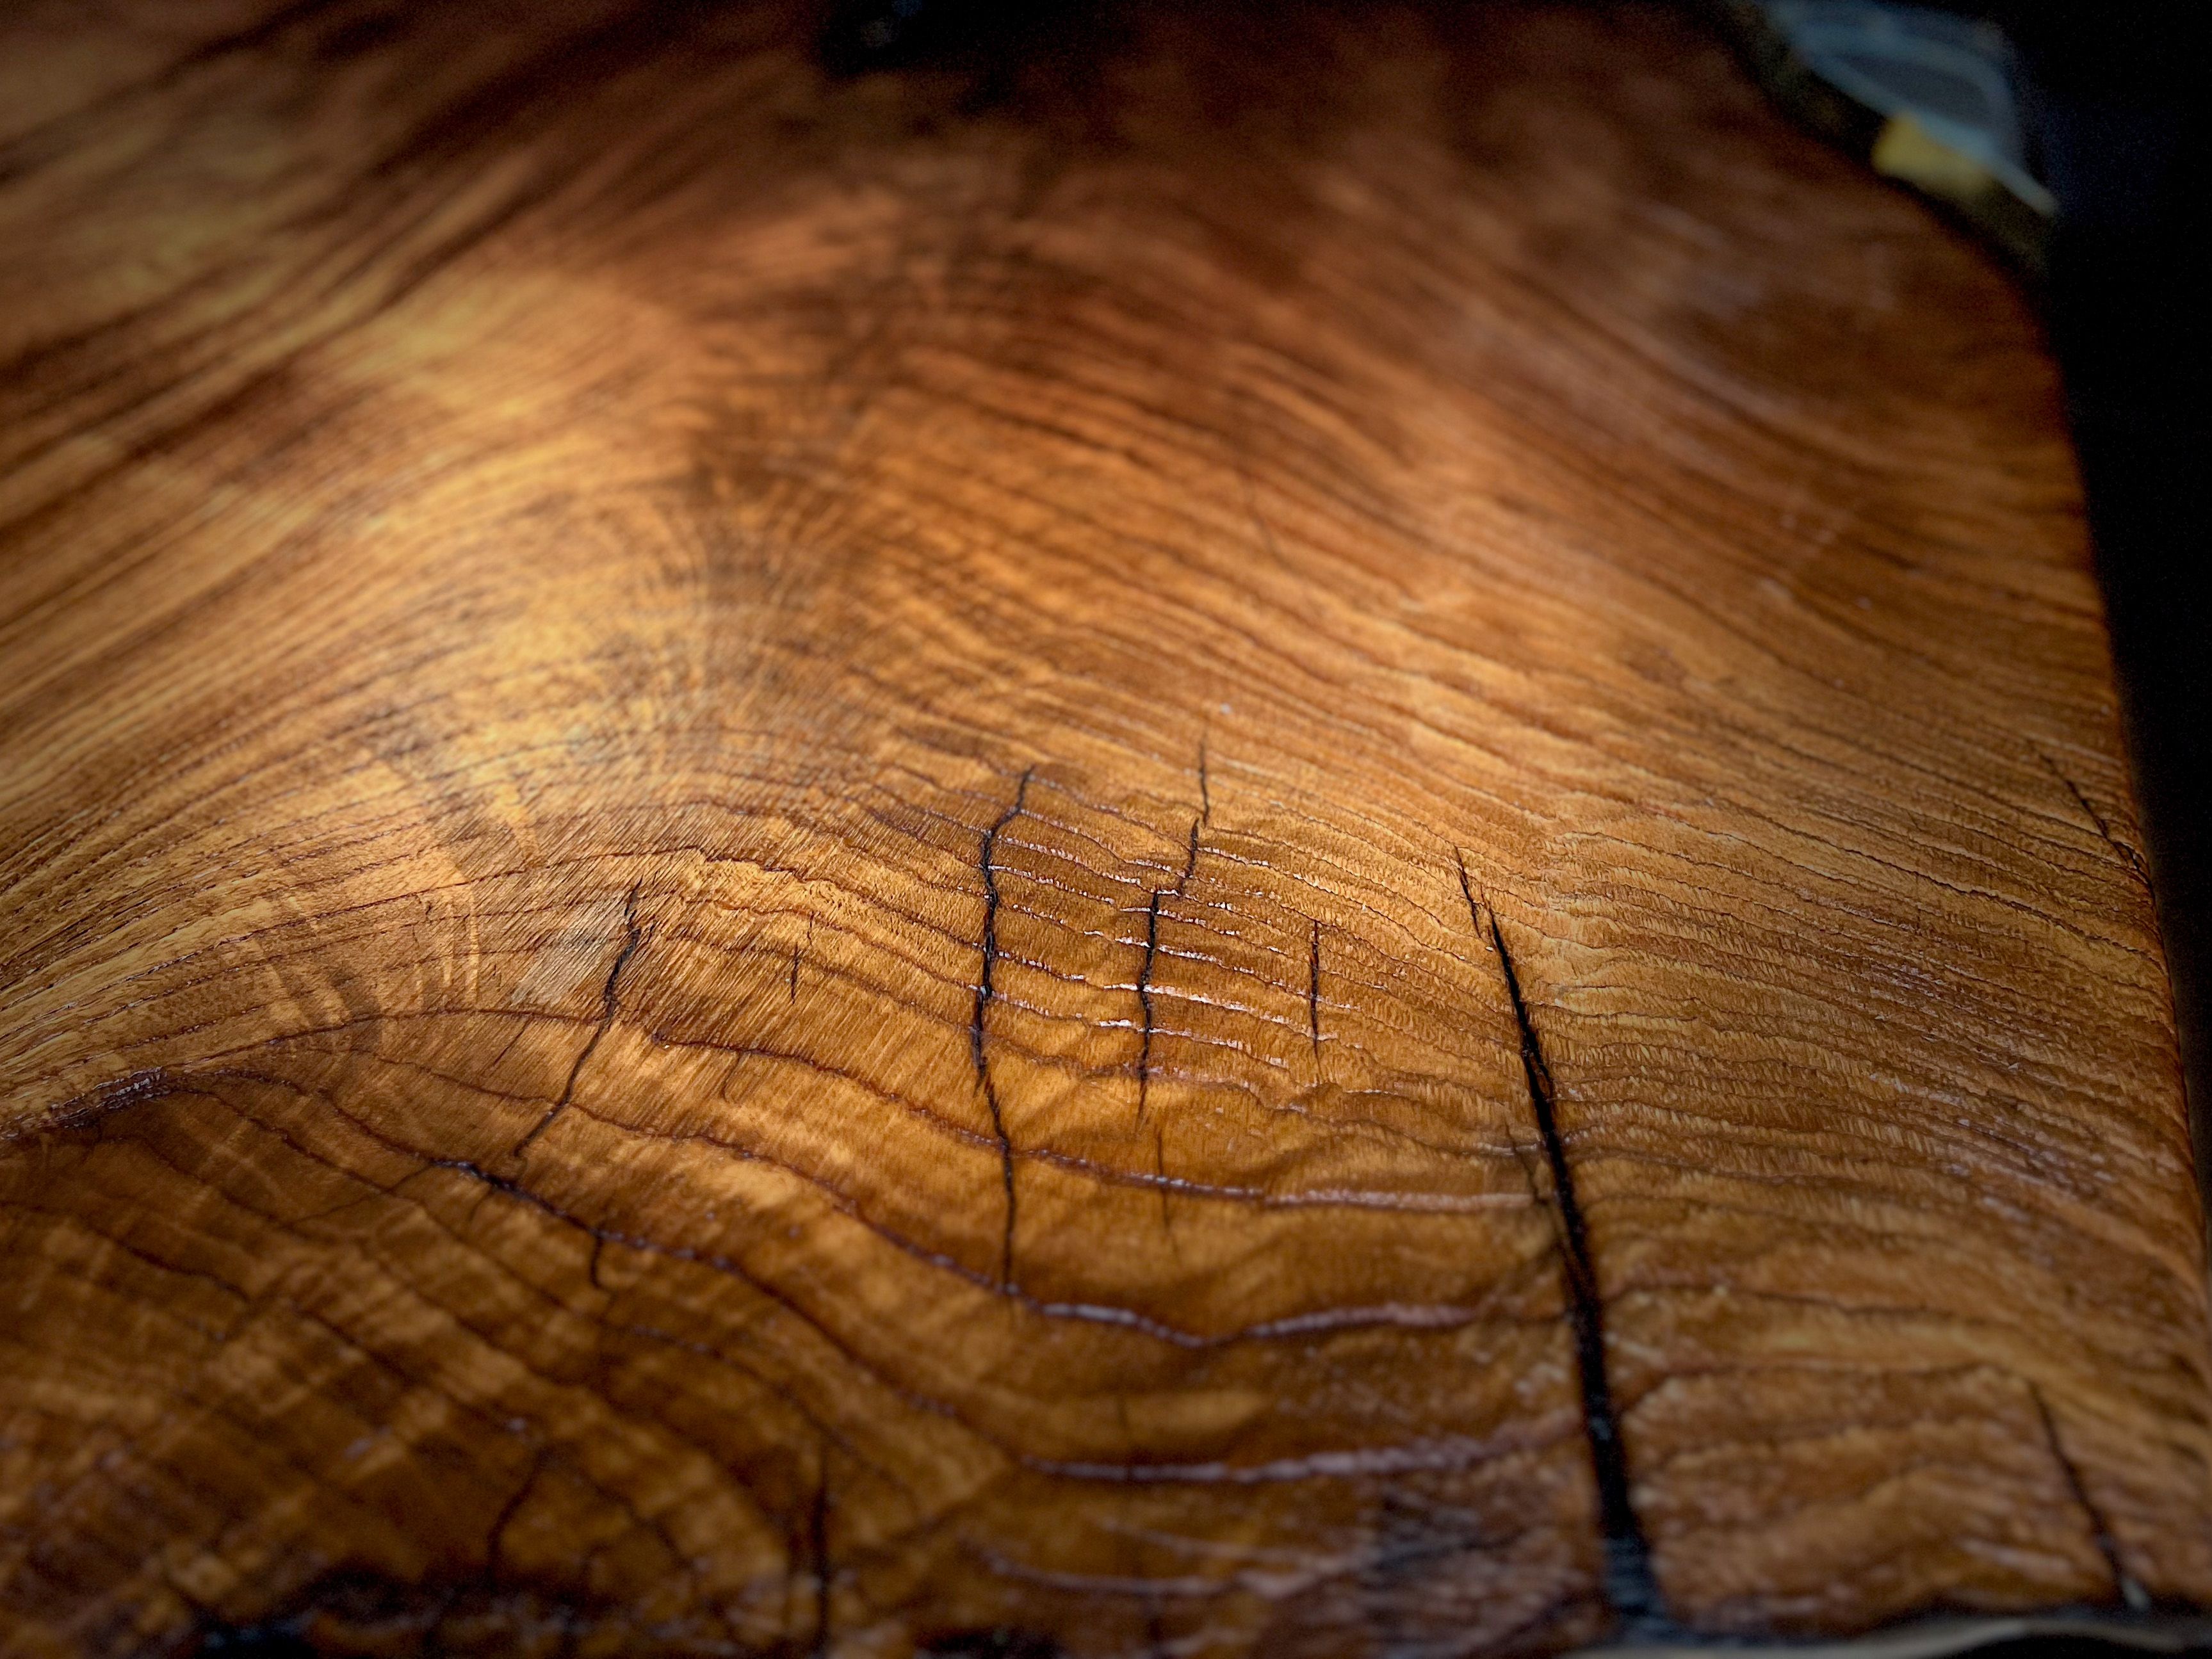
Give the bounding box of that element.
[2006,0,2212,1197]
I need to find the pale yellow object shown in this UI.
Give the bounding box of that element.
[1872,111,1995,202]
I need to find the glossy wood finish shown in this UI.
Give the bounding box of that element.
[2,3,2206,1654]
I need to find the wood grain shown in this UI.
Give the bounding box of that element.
[2,2,2207,1654]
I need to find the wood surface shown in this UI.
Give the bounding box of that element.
[3,1,2208,1655]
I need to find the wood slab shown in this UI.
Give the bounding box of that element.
[2,2,2207,1654]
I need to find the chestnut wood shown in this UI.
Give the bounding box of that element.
[3,2,2208,1654]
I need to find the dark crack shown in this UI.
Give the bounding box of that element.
[2032,1385,2151,1611]
[975,768,1032,1290]
[512,886,646,1158]
[1137,814,1203,1122]
[790,918,816,1006]
[1137,886,1165,1122]
[2037,746,2152,889]
[1307,917,1323,1062]
[1457,852,1662,1631]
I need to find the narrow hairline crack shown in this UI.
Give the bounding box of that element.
[2034,744,2152,890]
[1135,813,1205,1124]
[2030,1383,2151,1612]
[512,884,646,1158]
[482,1446,549,1589]
[975,768,1033,1291]
[1307,917,1322,1062]
[789,917,815,1007]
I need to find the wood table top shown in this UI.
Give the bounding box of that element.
[1,2,2204,1654]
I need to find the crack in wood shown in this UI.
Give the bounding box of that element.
[975,768,1033,1290]
[791,916,817,1007]
[1135,813,1205,1124]
[2035,745,2153,890]
[10,0,2200,1642]
[2031,1384,2151,1612]
[1137,886,1165,1122]
[1457,851,1663,1631]
[513,885,646,1158]
[483,1447,549,1589]
[1307,916,1322,1062]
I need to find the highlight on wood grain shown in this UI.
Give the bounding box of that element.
[1,1,2206,1655]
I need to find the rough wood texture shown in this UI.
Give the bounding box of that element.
[3,3,2207,1655]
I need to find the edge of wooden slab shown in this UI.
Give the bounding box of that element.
[1587,1612,2212,1659]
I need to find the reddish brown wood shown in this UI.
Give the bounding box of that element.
[1,3,2206,1655]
